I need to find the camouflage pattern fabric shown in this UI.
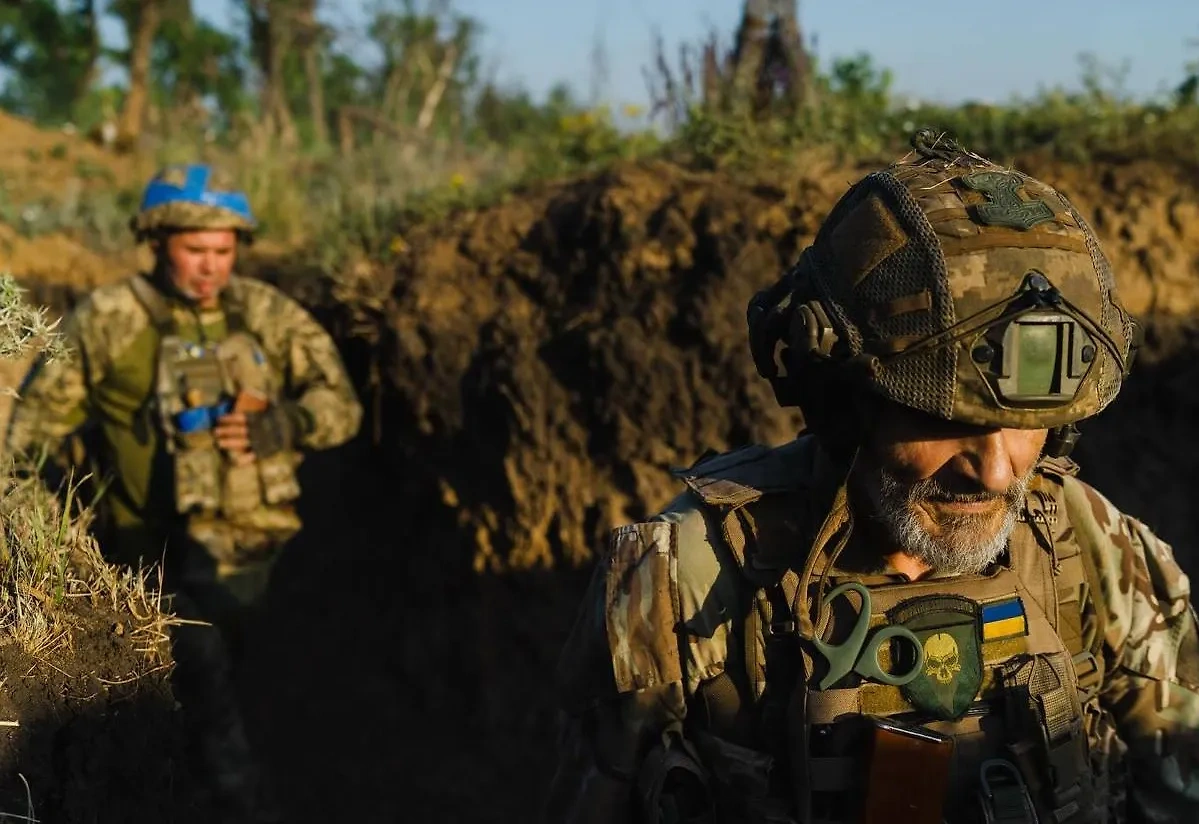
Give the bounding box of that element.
[748,134,1137,432]
[133,201,256,234]
[1062,479,1199,820]
[6,273,363,575]
[544,436,1199,824]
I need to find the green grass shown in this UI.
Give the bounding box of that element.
[4,60,1199,280]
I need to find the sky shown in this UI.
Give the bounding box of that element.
[181,0,1196,105]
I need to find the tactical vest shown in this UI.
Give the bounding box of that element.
[674,448,1128,824]
[129,275,302,563]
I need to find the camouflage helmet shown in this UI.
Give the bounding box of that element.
[748,131,1138,450]
[131,164,256,241]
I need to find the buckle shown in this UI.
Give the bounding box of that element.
[767,619,797,637]
[1071,651,1102,704]
[977,759,1037,824]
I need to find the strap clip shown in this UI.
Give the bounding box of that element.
[1071,650,1102,704]
[978,759,1037,824]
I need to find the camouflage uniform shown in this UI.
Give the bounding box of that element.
[6,272,362,588]
[6,166,362,821]
[545,134,1199,823]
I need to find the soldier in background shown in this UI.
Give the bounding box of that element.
[6,165,363,822]
[546,133,1199,823]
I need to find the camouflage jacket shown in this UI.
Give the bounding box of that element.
[5,274,362,538]
[545,436,1199,823]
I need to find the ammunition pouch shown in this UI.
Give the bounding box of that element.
[639,730,716,824]
[977,759,1037,824]
[1000,652,1095,824]
[692,731,799,824]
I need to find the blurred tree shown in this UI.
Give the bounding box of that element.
[294,0,329,146]
[110,0,165,148]
[647,0,815,126]
[472,81,577,145]
[0,0,100,122]
[150,0,247,133]
[245,0,298,146]
[1177,37,1199,106]
[369,0,479,135]
[331,0,485,153]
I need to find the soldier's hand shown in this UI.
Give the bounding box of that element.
[214,411,257,466]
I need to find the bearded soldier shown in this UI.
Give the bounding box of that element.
[6,165,362,821]
[545,133,1199,824]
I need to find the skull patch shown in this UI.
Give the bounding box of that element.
[923,633,962,685]
[888,593,983,721]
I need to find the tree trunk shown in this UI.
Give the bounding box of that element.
[117,0,163,151]
[167,0,197,110]
[74,0,101,104]
[774,0,813,110]
[247,0,298,148]
[729,0,767,111]
[295,0,328,146]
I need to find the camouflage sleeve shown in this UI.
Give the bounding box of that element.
[5,310,94,460]
[1063,477,1199,819]
[544,521,688,823]
[240,279,362,450]
[544,503,736,823]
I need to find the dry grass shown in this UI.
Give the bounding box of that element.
[0,271,178,663]
[0,469,180,663]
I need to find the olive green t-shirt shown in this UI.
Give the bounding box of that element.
[88,307,229,534]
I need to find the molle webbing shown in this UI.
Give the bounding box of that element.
[1018,463,1107,700]
[1001,652,1094,823]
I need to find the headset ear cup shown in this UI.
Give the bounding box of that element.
[747,277,797,383]
[790,301,839,360]
[1044,423,1081,458]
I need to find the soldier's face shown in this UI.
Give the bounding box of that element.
[161,230,238,308]
[853,402,1048,575]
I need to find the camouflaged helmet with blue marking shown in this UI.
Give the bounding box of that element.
[131,164,256,240]
[748,130,1140,455]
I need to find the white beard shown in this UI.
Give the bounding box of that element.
[858,463,1034,575]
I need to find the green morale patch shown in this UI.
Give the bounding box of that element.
[888,595,983,721]
[960,172,1055,230]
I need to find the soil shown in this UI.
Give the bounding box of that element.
[0,600,195,823]
[3,148,1199,822]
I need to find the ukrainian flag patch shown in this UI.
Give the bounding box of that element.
[981,597,1027,642]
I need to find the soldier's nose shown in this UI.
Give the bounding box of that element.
[951,430,1014,495]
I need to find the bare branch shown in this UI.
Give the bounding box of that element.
[415,43,458,133]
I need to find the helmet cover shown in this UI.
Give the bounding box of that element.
[749,132,1136,430]
[132,164,256,237]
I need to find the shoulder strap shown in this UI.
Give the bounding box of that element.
[127,274,175,334]
[679,440,817,787]
[1017,464,1107,701]
[219,277,250,334]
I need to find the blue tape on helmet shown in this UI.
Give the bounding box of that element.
[138,164,256,228]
